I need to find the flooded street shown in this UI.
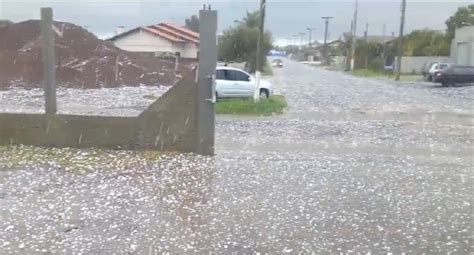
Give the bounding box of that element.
[1,59,473,253]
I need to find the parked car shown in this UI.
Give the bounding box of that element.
[425,62,453,82]
[272,59,283,68]
[421,61,436,77]
[215,66,274,99]
[434,65,474,86]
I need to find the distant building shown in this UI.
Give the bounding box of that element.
[109,23,199,59]
[451,26,474,66]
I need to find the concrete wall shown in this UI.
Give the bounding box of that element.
[136,73,197,152]
[0,72,199,152]
[0,114,138,149]
[451,26,474,66]
[113,30,198,59]
[395,56,452,74]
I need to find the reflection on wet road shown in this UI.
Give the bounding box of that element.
[1,59,473,253]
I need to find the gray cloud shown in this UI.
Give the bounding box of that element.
[1,0,471,44]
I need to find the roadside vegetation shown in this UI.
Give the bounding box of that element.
[216,95,287,116]
[349,69,420,81]
[218,11,273,73]
[262,62,273,76]
[275,4,473,71]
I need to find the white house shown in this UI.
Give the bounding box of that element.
[109,23,199,59]
[451,26,474,66]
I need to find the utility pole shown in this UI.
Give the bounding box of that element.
[364,22,369,69]
[254,0,266,102]
[307,27,315,48]
[299,32,305,47]
[255,0,266,73]
[381,23,386,72]
[293,34,298,46]
[350,0,358,70]
[395,0,406,81]
[322,16,333,65]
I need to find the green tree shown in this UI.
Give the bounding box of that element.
[445,4,474,40]
[185,15,199,33]
[403,29,450,56]
[242,11,260,28]
[218,11,273,72]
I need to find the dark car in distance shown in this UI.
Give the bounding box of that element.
[272,59,283,68]
[434,65,474,86]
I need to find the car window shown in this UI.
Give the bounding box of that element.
[439,64,448,69]
[228,70,250,81]
[216,70,226,80]
[432,64,439,70]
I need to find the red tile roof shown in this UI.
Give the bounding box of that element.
[142,26,185,43]
[160,23,199,42]
[109,22,199,45]
[147,23,199,44]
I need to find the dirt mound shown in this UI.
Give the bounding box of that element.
[0,20,194,90]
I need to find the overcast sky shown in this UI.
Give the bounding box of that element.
[1,0,472,45]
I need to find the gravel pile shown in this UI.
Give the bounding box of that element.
[0,20,193,90]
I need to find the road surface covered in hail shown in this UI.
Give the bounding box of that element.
[1,59,473,253]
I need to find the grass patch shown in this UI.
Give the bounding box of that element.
[0,145,162,174]
[349,69,394,78]
[349,69,422,81]
[216,95,287,116]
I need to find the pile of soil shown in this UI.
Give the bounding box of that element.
[0,20,194,90]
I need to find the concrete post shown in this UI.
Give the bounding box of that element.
[196,7,217,155]
[40,7,57,114]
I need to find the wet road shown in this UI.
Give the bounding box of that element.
[1,59,473,253]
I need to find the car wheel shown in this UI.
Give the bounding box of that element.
[259,89,269,99]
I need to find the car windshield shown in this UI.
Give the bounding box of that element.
[1,1,473,254]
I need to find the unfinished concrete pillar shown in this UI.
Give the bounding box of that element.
[40,7,57,114]
[196,7,218,155]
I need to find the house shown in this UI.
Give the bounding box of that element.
[109,23,199,59]
[307,40,344,60]
[451,26,474,66]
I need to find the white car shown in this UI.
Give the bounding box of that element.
[215,66,274,99]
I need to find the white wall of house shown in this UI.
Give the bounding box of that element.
[113,30,174,53]
[112,29,199,59]
[395,56,453,74]
[181,43,199,59]
[450,26,474,66]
